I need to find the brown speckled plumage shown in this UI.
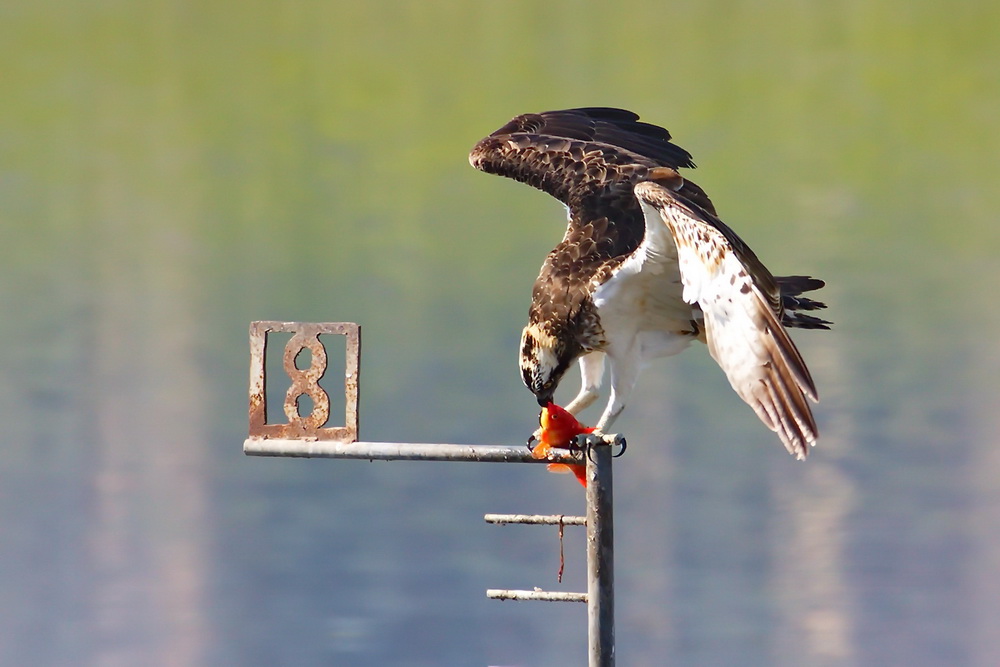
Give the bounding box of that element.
[470,107,831,457]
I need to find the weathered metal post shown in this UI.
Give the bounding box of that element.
[586,438,615,667]
[243,322,618,664]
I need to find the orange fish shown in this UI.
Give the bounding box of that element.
[532,402,595,487]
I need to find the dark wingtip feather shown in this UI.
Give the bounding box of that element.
[783,313,833,330]
[776,274,832,328]
[563,107,640,121]
[776,275,826,297]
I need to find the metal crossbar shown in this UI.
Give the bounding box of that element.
[244,438,582,463]
[484,513,587,525]
[243,322,615,666]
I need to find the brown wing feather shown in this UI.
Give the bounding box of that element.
[470,107,716,221]
[475,107,697,170]
[470,107,829,339]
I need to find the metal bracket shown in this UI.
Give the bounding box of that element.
[248,321,360,442]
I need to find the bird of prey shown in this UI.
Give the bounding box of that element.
[469,107,830,459]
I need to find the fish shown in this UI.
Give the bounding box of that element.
[531,402,595,487]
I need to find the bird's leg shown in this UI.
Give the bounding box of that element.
[592,350,640,436]
[562,351,605,416]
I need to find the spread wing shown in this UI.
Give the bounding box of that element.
[470,108,726,335]
[469,108,805,301]
[633,181,819,458]
[469,107,717,257]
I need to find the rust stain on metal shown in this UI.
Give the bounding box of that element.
[282,329,331,429]
[248,321,360,442]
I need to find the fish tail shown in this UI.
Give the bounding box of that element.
[547,462,587,488]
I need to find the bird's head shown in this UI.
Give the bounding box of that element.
[519,323,577,406]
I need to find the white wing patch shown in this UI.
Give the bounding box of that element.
[634,181,819,459]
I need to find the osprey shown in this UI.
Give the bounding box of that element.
[469,107,830,459]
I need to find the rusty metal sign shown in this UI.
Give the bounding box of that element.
[248,321,360,442]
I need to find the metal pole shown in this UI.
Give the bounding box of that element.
[586,439,615,667]
[243,438,582,464]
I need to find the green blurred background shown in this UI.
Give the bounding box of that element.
[2,1,999,665]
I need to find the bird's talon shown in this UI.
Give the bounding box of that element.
[612,436,627,457]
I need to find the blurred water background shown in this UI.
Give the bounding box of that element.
[2,1,999,665]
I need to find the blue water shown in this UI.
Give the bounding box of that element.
[2,2,999,665]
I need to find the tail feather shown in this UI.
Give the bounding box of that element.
[776,275,832,330]
[776,275,825,297]
[783,312,832,330]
